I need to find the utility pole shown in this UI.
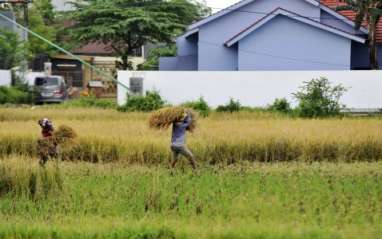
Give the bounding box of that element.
[23,0,29,31]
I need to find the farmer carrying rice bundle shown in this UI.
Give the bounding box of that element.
[149,107,197,169]
[37,118,56,166]
[37,118,77,166]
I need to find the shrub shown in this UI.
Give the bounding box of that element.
[62,97,117,109]
[182,97,211,117]
[118,91,165,112]
[216,98,241,113]
[268,98,291,114]
[0,86,32,104]
[293,77,347,118]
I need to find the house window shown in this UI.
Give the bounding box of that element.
[131,46,143,57]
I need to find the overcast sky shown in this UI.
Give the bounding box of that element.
[203,0,239,12]
[51,0,240,12]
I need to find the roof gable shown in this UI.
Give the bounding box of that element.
[186,0,367,35]
[225,8,366,47]
[319,0,371,37]
[188,0,319,30]
[318,1,368,34]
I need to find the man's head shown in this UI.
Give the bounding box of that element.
[38,118,53,129]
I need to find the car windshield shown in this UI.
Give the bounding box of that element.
[35,77,59,86]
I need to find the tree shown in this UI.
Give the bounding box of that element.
[68,0,210,70]
[138,45,176,70]
[293,77,347,118]
[28,0,57,56]
[0,28,29,69]
[11,0,57,57]
[32,0,56,25]
[337,0,382,69]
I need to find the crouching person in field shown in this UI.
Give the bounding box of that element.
[37,118,58,166]
[170,112,197,170]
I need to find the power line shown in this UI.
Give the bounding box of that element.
[0,1,359,71]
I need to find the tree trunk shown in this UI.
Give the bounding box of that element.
[120,54,129,70]
[369,21,379,69]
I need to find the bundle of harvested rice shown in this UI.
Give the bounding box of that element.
[37,125,77,165]
[186,110,197,132]
[149,107,197,132]
[53,125,77,144]
[37,137,57,158]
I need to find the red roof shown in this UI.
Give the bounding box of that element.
[73,42,116,56]
[320,0,382,43]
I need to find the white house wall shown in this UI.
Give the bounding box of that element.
[197,0,320,70]
[0,70,11,86]
[118,71,382,109]
[238,15,352,70]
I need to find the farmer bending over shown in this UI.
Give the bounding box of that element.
[170,112,197,169]
[38,118,57,166]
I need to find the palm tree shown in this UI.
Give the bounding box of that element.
[336,0,382,69]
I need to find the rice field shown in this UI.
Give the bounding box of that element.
[0,156,381,239]
[0,107,382,238]
[1,107,382,163]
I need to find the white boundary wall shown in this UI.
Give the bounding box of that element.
[0,70,11,86]
[118,71,382,108]
[25,72,45,86]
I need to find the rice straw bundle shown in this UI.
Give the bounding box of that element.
[149,107,197,132]
[37,125,78,160]
[53,125,77,144]
[37,137,57,157]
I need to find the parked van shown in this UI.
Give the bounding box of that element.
[34,76,68,104]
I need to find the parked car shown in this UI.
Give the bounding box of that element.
[34,76,68,104]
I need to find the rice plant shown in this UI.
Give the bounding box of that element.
[0,158,380,239]
[1,108,382,164]
[0,157,63,199]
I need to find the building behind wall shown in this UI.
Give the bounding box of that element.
[160,0,380,71]
[31,1,147,96]
[0,10,16,32]
[49,44,145,96]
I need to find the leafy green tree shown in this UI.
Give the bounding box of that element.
[0,28,29,69]
[10,0,57,57]
[28,0,57,56]
[216,98,242,113]
[337,0,382,69]
[294,77,347,118]
[182,96,211,117]
[68,0,210,70]
[138,45,177,70]
[34,0,56,25]
[268,98,291,114]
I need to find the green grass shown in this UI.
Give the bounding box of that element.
[1,107,382,238]
[0,157,381,238]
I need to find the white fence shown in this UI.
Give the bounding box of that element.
[0,70,11,86]
[25,72,45,86]
[118,71,382,109]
